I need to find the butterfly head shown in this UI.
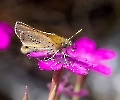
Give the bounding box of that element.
[62,39,72,48]
[61,29,82,48]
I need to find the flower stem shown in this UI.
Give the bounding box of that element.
[55,94,60,100]
[72,75,86,100]
[116,91,120,100]
[48,68,63,100]
[23,86,28,100]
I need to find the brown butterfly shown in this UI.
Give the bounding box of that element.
[14,21,82,54]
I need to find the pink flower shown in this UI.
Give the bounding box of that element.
[47,73,88,97]
[66,37,116,76]
[0,22,14,50]
[28,37,116,76]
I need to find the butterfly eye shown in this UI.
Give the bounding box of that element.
[25,46,29,48]
[62,43,68,48]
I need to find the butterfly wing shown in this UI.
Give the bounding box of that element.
[15,21,68,54]
[15,21,37,38]
[20,31,58,54]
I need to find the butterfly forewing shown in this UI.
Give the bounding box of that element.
[15,21,37,38]
[15,21,69,54]
[20,31,57,53]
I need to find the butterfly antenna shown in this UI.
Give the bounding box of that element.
[68,29,82,40]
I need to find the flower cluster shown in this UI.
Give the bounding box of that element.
[28,37,116,76]
[47,73,88,97]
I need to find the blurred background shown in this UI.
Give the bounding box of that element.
[0,0,120,100]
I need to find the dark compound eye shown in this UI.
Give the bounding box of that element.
[25,46,29,48]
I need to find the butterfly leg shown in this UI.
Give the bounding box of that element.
[61,51,68,65]
[47,49,60,60]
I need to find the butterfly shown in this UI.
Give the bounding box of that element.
[14,21,82,55]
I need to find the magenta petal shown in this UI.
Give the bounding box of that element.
[0,22,14,36]
[0,22,14,50]
[56,83,65,95]
[66,37,97,59]
[66,89,88,97]
[95,48,116,60]
[38,60,62,71]
[0,32,10,50]
[91,64,112,76]
[28,51,47,58]
[64,63,88,75]
[66,46,78,58]
[74,37,96,52]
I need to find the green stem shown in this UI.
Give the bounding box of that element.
[55,94,60,100]
[48,68,63,100]
[72,75,86,100]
